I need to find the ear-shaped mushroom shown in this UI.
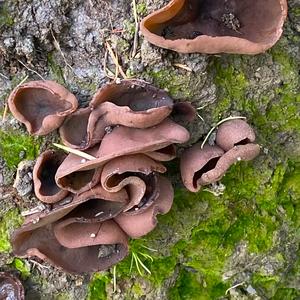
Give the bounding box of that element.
[199,143,260,185]
[60,80,174,150]
[181,143,260,191]
[101,154,166,212]
[140,0,287,54]
[55,119,190,187]
[215,119,256,151]
[180,144,224,192]
[11,187,129,274]
[55,146,102,194]
[33,150,69,203]
[114,176,174,238]
[0,272,24,300]
[8,80,78,135]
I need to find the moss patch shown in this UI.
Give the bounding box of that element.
[0,209,23,253]
[87,273,110,300]
[0,131,40,169]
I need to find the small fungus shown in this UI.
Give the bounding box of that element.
[8,80,78,135]
[0,272,24,300]
[33,150,69,203]
[180,119,260,192]
[140,0,288,54]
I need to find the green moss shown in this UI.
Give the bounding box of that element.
[273,288,300,300]
[10,258,31,279]
[136,2,147,16]
[47,52,66,85]
[0,131,40,168]
[87,273,110,300]
[0,2,14,28]
[147,68,198,100]
[0,209,23,252]
[252,274,280,298]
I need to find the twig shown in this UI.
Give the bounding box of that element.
[105,41,127,79]
[21,204,46,217]
[53,143,96,160]
[131,0,139,58]
[173,63,193,72]
[201,116,246,149]
[104,50,117,80]
[0,72,9,79]
[17,59,45,80]
[225,282,245,295]
[113,266,117,293]
[50,29,74,73]
[2,104,8,122]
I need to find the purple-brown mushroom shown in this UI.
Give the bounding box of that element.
[55,119,189,192]
[215,119,256,151]
[33,150,69,203]
[60,80,174,149]
[114,175,174,238]
[0,272,24,300]
[181,144,224,192]
[180,143,260,192]
[11,187,129,274]
[140,0,288,54]
[8,80,78,135]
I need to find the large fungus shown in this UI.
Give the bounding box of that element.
[60,80,174,149]
[55,119,189,192]
[140,0,288,54]
[8,80,78,135]
[0,272,24,300]
[33,150,69,203]
[11,187,129,274]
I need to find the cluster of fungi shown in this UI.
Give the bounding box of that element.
[7,79,260,275]
[2,0,288,295]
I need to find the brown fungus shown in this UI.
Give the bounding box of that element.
[101,154,166,212]
[55,119,190,190]
[140,0,288,54]
[0,272,24,300]
[11,187,129,274]
[215,119,256,151]
[8,80,78,135]
[199,143,260,185]
[114,175,174,238]
[180,144,224,192]
[60,80,174,150]
[33,150,69,203]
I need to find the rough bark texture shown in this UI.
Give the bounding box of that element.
[0,0,299,299]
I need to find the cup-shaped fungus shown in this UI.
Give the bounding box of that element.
[33,150,69,203]
[0,272,24,300]
[140,0,288,54]
[8,81,78,135]
[55,119,190,192]
[181,144,224,192]
[60,80,174,149]
[11,187,129,274]
[215,119,256,151]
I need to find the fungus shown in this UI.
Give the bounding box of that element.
[11,187,129,274]
[215,119,256,151]
[60,80,174,149]
[114,176,174,238]
[55,119,190,191]
[0,272,24,300]
[8,80,78,135]
[140,0,288,54]
[101,154,166,211]
[180,144,224,192]
[33,150,69,203]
